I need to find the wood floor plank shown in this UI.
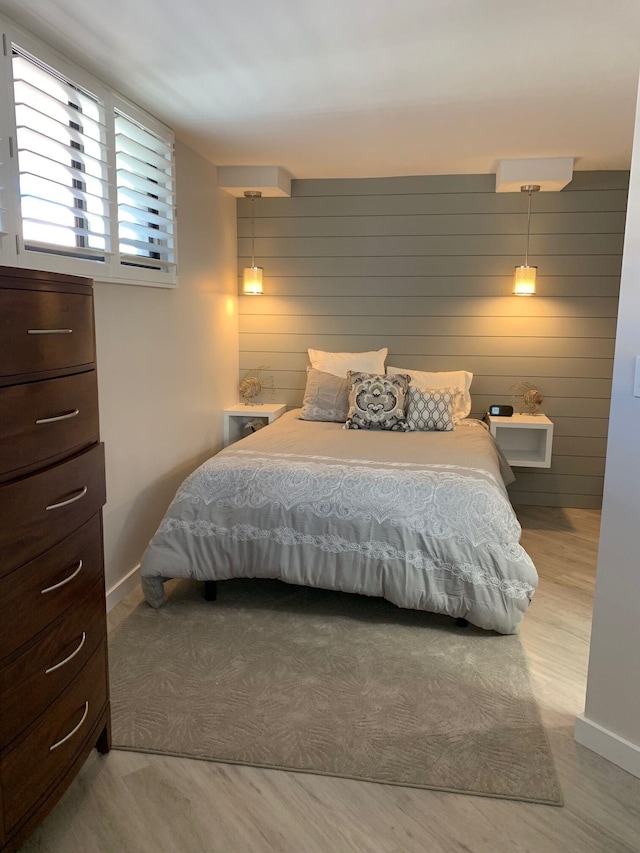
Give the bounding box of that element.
[20,506,640,853]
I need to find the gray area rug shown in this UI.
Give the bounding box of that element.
[109,579,562,805]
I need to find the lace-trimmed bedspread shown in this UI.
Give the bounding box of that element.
[140,410,538,633]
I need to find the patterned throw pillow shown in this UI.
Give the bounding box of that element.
[299,367,350,422]
[406,386,460,431]
[344,372,411,431]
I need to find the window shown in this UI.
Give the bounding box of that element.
[12,47,110,262]
[0,19,177,287]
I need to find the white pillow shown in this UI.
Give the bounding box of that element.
[308,347,388,379]
[387,366,473,420]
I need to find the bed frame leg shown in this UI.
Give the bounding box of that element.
[204,580,217,602]
[456,617,469,628]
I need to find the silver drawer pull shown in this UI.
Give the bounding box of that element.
[49,701,89,752]
[40,559,83,594]
[36,408,80,425]
[46,632,86,674]
[27,328,73,335]
[46,486,87,511]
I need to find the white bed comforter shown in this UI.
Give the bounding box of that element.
[140,411,538,633]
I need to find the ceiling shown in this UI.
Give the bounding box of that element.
[2,0,640,180]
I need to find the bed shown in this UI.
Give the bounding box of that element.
[140,409,538,634]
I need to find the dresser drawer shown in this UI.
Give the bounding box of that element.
[0,644,107,833]
[0,443,106,578]
[0,514,104,661]
[0,287,94,381]
[0,582,106,749]
[0,371,99,482]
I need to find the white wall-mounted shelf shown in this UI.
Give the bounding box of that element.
[223,402,286,447]
[487,413,553,468]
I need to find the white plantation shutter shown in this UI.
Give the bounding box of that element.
[115,111,176,272]
[0,20,178,286]
[11,47,110,261]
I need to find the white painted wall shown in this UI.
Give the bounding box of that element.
[93,141,239,605]
[575,76,640,778]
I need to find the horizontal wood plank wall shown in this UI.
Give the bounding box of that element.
[237,171,628,509]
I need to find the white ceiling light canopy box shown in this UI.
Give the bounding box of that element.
[218,165,292,197]
[495,157,574,193]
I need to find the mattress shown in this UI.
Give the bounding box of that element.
[140,410,538,633]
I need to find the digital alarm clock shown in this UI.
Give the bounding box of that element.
[489,404,514,417]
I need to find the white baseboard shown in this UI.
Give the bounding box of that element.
[575,715,640,779]
[106,563,140,612]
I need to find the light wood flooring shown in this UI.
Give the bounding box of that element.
[20,507,640,853]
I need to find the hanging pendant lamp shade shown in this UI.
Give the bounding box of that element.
[513,185,540,295]
[514,265,537,295]
[243,191,263,295]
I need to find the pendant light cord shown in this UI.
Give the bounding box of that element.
[244,190,261,269]
[521,184,539,267]
[251,195,255,267]
[525,188,532,267]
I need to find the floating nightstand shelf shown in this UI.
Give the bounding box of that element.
[223,403,286,447]
[487,414,554,468]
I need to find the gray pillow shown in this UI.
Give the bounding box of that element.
[406,386,460,431]
[299,367,350,422]
[344,371,411,431]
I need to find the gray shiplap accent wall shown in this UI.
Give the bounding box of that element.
[237,171,628,509]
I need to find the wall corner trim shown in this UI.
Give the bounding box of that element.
[106,563,141,612]
[575,714,640,780]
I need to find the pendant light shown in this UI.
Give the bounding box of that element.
[513,184,540,295]
[243,190,263,295]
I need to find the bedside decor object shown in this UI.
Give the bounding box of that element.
[243,418,265,435]
[238,365,274,405]
[489,404,514,417]
[510,381,543,415]
[514,185,540,295]
[242,190,263,295]
[239,374,261,403]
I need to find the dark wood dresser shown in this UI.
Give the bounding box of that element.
[0,266,110,851]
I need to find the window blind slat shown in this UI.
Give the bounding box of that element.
[24,239,108,259]
[13,54,102,118]
[119,252,174,270]
[118,202,172,228]
[13,83,106,137]
[15,103,105,157]
[117,184,174,214]
[22,195,109,232]
[19,151,108,194]
[119,237,173,259]
[114,114,169,154]
[21,172,109,215]
[17,132,108,176]
[115,134,173,172]
[116,151,174,188]
[119,221,174,243]
[23,217,108,245]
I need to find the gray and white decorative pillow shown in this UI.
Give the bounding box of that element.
[299,367,350,422]
[406,386,460,431]
[344,372,411,431]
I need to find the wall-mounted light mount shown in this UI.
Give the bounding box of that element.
[243,190,263,295]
